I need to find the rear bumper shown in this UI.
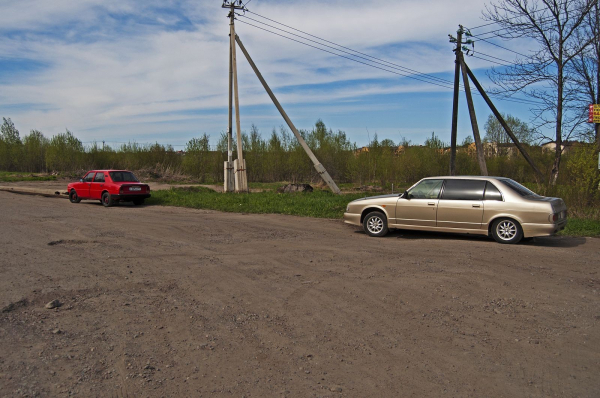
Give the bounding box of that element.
[111,193,151,201]
[522,219,567,237]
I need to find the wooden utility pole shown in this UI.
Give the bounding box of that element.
[463,61,545,181]
[235,35,342,194]
[449,26,463,176]
[459,52,488,176]
[223,0,247,193]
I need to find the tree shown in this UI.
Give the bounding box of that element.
[461,136,474,146]
[424,132,446,149]
[484,113,534,145]
[23,130,48,172]
[483,0,598,184]
[0,117,23,170]
[567,1,600,148]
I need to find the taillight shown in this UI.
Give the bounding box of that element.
[548,213,558,222]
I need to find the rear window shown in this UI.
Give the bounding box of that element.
[441,179,486,200]
[484,182,503,201]
[94,173,105,183]
[501,179,538,197]
[109,171,139,182]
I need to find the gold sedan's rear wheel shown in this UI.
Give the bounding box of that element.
[363,211,389,237]
[491,218,523,244]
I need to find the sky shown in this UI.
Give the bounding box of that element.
[0,0,543,149]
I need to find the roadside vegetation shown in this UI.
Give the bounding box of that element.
[0,171,57,182]
[1,117,599,236]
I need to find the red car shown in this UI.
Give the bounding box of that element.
[68,170,151,207]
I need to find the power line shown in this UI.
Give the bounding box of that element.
[473,51,516,65]
[238,19,543,106]
[236,19,458,90]
[473,37,531,58]
[242,11,458,88]
[471,55,512,67]
[237,14,459,89]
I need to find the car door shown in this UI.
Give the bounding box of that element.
[78,172,95,198]
[395,179,443,227]
[89,172,105,200]
[436,179,485,230]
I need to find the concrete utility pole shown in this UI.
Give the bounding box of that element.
[223,0,247,193]
[235,35,342,194]
[463,61,544,181]
[449,26,463,176]
[459,52,488,176]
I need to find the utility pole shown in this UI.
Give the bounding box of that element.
[235,35,341,194]
[224,9,235,192]
[463,61,544,181]
[223,0,247,193]
[449,25,489,176]
[459,52,488,176]
[448,26,463,176]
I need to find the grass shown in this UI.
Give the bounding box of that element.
[560,218,600,237]
[146,187,368,219]
[147,186,600,237]
[0,172,57,182]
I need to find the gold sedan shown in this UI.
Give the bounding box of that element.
[344,176,567,244]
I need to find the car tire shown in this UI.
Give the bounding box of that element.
[101,192,114,207]
[363,211,389,237]
[69,190,81,203]
[491,218,523,244]
[133,199,144,206]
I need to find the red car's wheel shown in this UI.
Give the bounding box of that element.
[69,190,81,203]
[101,192,114,207]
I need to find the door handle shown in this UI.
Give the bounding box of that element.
[472,204,480,208]
[428,202,435,206]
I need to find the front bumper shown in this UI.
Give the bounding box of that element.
[111,193,151,201]
[343,212,361,226]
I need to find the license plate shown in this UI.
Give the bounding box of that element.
[130,187,141,191]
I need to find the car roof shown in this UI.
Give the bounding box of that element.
[89,170,132,172]
[422,176,509,181]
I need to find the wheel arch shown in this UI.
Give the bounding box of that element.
[360,206,390,224]
[487,215,523,235]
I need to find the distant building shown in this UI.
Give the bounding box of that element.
[541,141,581,154]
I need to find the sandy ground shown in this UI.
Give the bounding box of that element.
[0,190,599,397]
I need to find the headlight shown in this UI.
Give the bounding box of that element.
[346,205,350,212]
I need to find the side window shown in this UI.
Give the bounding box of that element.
[408,179,443,199]
[83,173,94,182]
[484,182,503,201]
[94,173,105,183]
[441,179,486,200]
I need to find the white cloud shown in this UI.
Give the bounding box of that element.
[0,0,534,145]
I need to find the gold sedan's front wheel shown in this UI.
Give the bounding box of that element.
[363,211,389,237]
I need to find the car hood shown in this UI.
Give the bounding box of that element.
[351,194,400,203]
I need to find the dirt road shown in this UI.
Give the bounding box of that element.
[0,191,599,397]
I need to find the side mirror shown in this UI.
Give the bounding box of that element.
[403,190,410,199]
[80,179,83,182]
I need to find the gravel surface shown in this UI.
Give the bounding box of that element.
[0,190,599,397]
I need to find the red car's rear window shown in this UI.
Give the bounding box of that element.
[109,171,139,182]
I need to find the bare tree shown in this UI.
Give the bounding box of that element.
[568,1,600,147]
[483,0,598,184]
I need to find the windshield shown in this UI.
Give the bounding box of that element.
[501,179,538,197]
[109,171,139,183]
